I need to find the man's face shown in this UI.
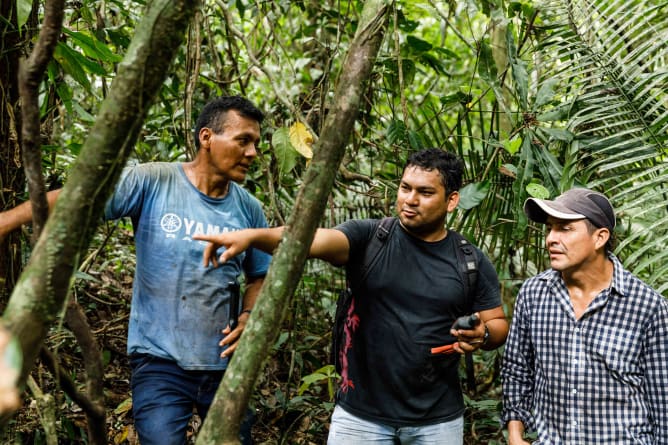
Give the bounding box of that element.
[395,166,459,241]
[544,216,606,272]
[200,110,261,183]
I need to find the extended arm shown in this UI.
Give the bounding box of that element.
[0,190,60,240]
[194,226,350,267]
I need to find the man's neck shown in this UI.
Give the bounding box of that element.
[562,255,613,318]
[182,161,230,198]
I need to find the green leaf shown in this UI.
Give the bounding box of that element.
[433,47,460,60]
[533,78,558,110]
[405,35,432,53]
[526,183,550,199]
[382,59,416,90]
[458,181,490,210]
[539,127,574,143]
[536,104,572,122]
[272,128,298,177]
[53,43,92,91]
[16,0,32,29]
[73,102,96,123]
[63,29,123,63]
[407,130,425,149]
[440,91,470,106]
[386,119,407,145]
[106,27,132,50]
[512,59,529,108]
[74,270,100,282]
[419,52,447,75]
[397,10,419,32]
[477,41,498,84]
[503,137,522,155]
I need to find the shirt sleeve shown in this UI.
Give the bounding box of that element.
[501,283,536,429]
[642,298,668,442]
[104,165,145,221]
[242,196,272,278]
[472,250,502,311]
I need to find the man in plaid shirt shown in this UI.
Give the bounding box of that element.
[501,188,668,444]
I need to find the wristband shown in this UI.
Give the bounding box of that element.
[240,309,252,316]
[482,324,490,346]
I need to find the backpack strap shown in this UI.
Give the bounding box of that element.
[448,230,480,393]
[360,217,399,283]
[449,230,478,300]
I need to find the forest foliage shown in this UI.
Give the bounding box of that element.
[1,0,666,443]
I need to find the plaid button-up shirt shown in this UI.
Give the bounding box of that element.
[502,255,668,444]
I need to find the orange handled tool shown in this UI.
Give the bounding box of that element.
[431,343,457,355]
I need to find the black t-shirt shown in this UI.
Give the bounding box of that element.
[335,218,501,426]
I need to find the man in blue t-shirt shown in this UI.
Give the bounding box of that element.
[193,148,509,444]
[0,96,271,445]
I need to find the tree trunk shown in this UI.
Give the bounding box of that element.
[195,2,389,444]
[1,0,199,398]
[0,0,25,302]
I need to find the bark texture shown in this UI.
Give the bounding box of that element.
[0,0,26,300]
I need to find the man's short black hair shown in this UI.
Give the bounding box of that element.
[404,148,464,194]
[194,96,264,149]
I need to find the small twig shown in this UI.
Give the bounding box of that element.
[26,375,58,445]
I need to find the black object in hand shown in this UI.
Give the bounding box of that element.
[452,313,480,330]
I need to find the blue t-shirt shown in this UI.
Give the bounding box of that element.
[105,162,271,370]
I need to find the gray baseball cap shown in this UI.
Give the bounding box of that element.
[524,188,616,231]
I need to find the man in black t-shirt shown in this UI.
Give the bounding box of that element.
[195,148,508,444]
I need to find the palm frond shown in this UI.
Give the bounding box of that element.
[533,0,668,288]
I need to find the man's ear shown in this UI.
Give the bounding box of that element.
[198,127,212,149]
[446,191,460,212]
[595,227,611,250]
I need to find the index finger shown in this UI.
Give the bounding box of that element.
[193,233,222,267]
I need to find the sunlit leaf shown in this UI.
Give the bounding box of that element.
[114,397,133,415]
[526,183,550,199]
[289,122,314,159]
[503,137,522,155]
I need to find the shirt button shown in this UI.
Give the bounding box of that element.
[572,388,577,394]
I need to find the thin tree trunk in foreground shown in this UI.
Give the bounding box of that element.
[195,2,389,444]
